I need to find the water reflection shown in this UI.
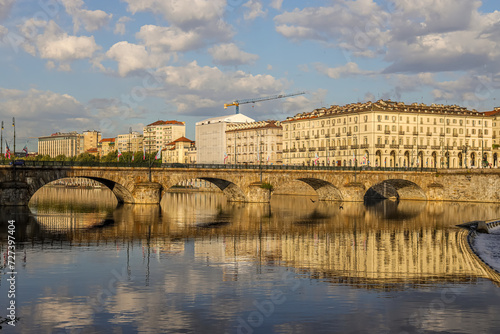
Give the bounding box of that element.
[1,188,500,333]
[17,188,500,287]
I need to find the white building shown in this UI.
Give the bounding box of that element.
[116,131,143,153]
[196,114,254,164]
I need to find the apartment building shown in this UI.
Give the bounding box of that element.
[143,120,185,154]
[38,132,83,158]
[99,138,116,156]
[225,120,283,165]
[116,131,143,153]
[196,114,254,164]
[282,100,493,168]
[161,137,195,164]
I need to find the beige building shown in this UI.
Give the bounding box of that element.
[143,120,185,154]
[282,100,492,168]
[99,138,116,156]
[38,132,83,158]
[225,120,283,165]
[486,107,500,167]
[116,131,143,153]
[82,130,101,152]
[161,137,195,164]
[196,114,255,164]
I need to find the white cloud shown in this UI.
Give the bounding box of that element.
[19,19,101,70]
[209,43,259,66]
[105,41,171,77]
[114,16,132,35]
[123,0,226,30]
[0,87,91,136]
[136,25,202,52]
[149,61,287,115]
[60,0,112,33]
[315,62,375,79]
[0,24,7,37]
[0,0,15,21]
[270,0,283,10]
[243,0,267,21]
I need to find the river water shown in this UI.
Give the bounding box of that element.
[1,187,500,333]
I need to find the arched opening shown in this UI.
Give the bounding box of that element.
[431,152,437,168]
[390,150,396,167]
[494,153,498,167]
[364,179,426,201]
[375,150,382,167]
[483,152,489,168]
[445,152,450,169]
[417,151,424,168]
[404,151,410,167]
[471,152,476,167]
[458,152,463,167]
[168,177,246,202]
[29,176,133,204]
[295,178,343,201]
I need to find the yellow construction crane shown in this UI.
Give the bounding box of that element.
[224,91,306,114]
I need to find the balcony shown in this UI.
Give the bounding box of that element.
[399,131,405,135]
[412,132,419,136]
[389,144,399,149]
[295,136,300,140]
[351,145,359,149]
[440,133,445,136]
[314,135,319,139]
[346,132,352,136]
[318,147,326,151]
[431,146,440,150]
[335,133,341,137]
[325,134,330,138]
[479,134,483,138]
[417,145,428,150]
[465,133,471,137]
[404,145,414,149]
[290,148,297,152]
[309,148,316,151]
[426,132,432,136]
[339,146,348,150]
[453,133,458,137]
[375,144,385,148]
[360,144,369,149]
[384,130,391,135]
[282,149,289,153]
[493,134,497,139]
[305,135,310,139]
[299,148,306,152]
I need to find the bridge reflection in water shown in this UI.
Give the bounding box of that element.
[18,188,500,288]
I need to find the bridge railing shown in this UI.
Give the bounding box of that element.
[0,160,438,172]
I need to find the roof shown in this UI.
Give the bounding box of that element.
[100,138,115,143]
[226,120,282,133]
[146,120,185,127]
[283,99,484,123]
[196,113,255,126]
[484,108,500,116]
[165,136,195,146]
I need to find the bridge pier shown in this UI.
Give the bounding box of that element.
[131,182,163,204]
[0,181,30,206]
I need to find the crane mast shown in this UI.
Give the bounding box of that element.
[224,91,306,114]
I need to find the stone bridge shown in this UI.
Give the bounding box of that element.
[1,165,500,205]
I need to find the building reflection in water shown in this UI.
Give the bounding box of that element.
[18,187,500,289]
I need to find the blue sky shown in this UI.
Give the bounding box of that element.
[1,0,500,151]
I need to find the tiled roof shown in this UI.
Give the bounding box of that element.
[146,120,185,127]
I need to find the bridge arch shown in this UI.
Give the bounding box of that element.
[27,176,134,204]
[164,176,247,202]
[364,179,426,201]
[295,178,343,201]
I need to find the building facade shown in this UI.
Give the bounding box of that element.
[225,120,283,165]
[282,100,493,168]
[196,114,254,164]
[143,120,185,154]
[38,132,83,158]
[82,130,101,152]
[161,137,196,164]
[486,107,500,167]
[116,131,143,153]
[99,138,116,156]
